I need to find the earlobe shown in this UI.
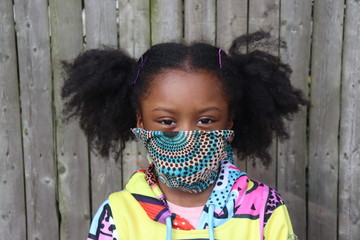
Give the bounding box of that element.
[227,115,234,130]
[136,113,144,129]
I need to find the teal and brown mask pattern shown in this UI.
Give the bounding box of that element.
[132,128,235,193]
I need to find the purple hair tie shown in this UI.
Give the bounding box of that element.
[218,48,224,68]
[133,54,149,84]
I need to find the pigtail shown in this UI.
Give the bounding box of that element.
[228,31,308,166]
[61,48,137,159]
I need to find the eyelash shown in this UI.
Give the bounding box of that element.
[197,118,214,125]
[158,118,215,126]
[159,119,176,125]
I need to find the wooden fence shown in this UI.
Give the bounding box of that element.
[0,0,359,239]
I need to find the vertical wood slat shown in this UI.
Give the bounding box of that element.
[216,0,248,49]
[216,0,248,172]
[49,0,89,239]
[90,155,123,215]
[13,0,59,239]
[151,0,183,44]
[246,0,280,188]
[85,0,117,48]
[278,0,312,238]
[84,0,124,215]
[184,0,216,44]
[118,0,151,183]
[2,2,360,239]
[0,1,26,239]
[122,140,149,188]
[339,0,360,238]
[308,0,344,239]
[118,0,151,58]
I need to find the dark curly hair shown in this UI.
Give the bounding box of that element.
[61,31,308,166]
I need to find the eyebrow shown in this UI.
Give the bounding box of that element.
[152,107,177,114]
[152,107,222,114]
[197,107,223,114]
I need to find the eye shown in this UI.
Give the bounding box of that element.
[159,119,176,125]
[197,118,214,125]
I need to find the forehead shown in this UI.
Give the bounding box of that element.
[140,69,228,108]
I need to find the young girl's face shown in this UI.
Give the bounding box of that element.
[136,69,233,131]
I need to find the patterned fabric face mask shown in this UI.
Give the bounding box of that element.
[132,128,235,193]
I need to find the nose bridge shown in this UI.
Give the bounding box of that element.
[177,119,196,131]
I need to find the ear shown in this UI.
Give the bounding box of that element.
[226,113,234,130]
[136,112,144,129]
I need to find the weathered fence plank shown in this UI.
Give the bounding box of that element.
[216,0,248,172]
[339,0,360,239]
[216,0,248,49]
[278,0,312,238]
[85,0,117,48]
[248,0,280,36]
[246,0,280,188]
[13,0,59,239]
[122,140,149,189]
[0,1,26,239]
[151,0,183,44]
[84,0,124,214]
[119,0,151,58]
[3,1,360,240]
[118,0,151,183]
[308,0,344,239]
[49,0,89,239]
[184,0,216,44]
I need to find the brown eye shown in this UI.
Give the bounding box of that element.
[197,119,214,125]
[160,120,176,125]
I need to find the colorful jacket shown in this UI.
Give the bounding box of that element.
[87,160,296,240]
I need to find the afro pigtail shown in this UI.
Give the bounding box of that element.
[228,31,308,166]
[61,48,137,160]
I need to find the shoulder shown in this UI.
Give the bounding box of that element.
[88,200,118,240]
[246,180,295,238]
[262,200,296,239]
[263,186,286,226]
[245,178,285,208]
[242,178,287,226]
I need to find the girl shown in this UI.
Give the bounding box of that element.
[62,31,306,240]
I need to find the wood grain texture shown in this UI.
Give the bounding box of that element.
[216,0,248,49]
[49,0,90,239]
[184,0,216,44]
[84,0,123,216]
[248,0,280,36]
[119,0,151,58]
[13,0,59,239]
[3,1,360,239]
[90,155,123,215]
[0,0,26,239]
[118,0,151,184]
[278,0,312,239]
[151,0,183,44]
[339,0,360,239]
[122,140,149,186]
[246,0,280,188]
[308,0,344,239]
[85,0,117,48]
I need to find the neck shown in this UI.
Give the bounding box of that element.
[158,179,215,207]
